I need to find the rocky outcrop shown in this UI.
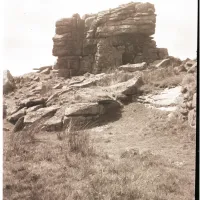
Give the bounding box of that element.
[3,70,16,94]
[52,2,168,77]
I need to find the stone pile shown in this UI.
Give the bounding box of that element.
[179,72,196,128]
[52,2,168,77]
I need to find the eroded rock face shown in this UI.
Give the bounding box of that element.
[3,70,16,94]
[52,2,168,77]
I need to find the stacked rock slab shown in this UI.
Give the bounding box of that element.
[52,2,168,77]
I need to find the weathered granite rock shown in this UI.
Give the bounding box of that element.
[65,103,105,116]
[104,73,143,96]
[52,2,168,77]
[44,116,63,131]
[3,70,16,94]
[118,62,147,72]
[19,98,47,109]
[24,105,60,124]
[7,107,26,124]
[26,105,44,113]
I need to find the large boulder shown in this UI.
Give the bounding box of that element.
[3,70,16,94]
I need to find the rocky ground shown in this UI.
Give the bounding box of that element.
[3,56,197,199]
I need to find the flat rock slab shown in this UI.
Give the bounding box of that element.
[40,68,51,74]
[118,62,147,72]
[138,86,182,111]
[71,79,97,88]
[44,116,63,131]
[24,105,60,124]
[19,97,47,108]
[53,83,63,89]
[105,74,143,95]
[156,59,170,68]
[150,86,182,106]
[26,104,44,113]
[65,103,105,116]
[7,107,26,124]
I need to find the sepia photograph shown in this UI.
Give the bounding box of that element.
[2,0,198,199]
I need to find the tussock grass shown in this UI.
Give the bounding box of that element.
[141,65,184,93]
[4,114,195,200]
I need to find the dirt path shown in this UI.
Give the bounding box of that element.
[90,102,196,177]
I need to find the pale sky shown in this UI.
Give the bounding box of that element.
[3,0,197,76]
